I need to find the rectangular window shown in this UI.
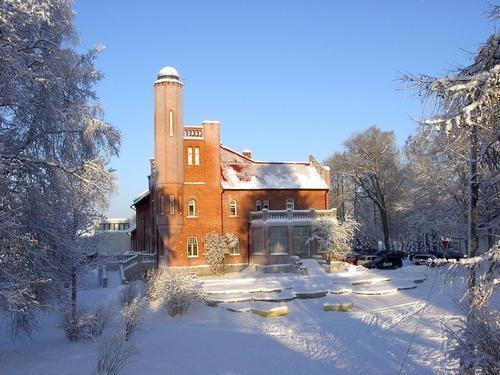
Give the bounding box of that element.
[229,238,240,255]
[270,227,288,254]
[293,226,310,258]
[169,194,175,214]
[187,237,198,257]
[229,200,237,216]
[252,227,263,253]
[263,200,270,210]
[194,147,200,165]
[187,147,193,165]
[169,110,174,137]
[160,195,165,215]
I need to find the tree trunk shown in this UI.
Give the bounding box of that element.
[379,207,391,251]
[70,267,77,319]
[468,122,479,292]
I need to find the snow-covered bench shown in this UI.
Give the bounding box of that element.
[251,303,288,317]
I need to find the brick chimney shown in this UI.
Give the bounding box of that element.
[242,149,252,159]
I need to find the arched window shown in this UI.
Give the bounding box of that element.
[187,237,198,257]
[263,200,270,210]
[286,198,294,210]
[169,110,174,137]
[256,200,262,212]
[187,198,196,217]
[229,199,237,216]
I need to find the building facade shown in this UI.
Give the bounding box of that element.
[92,218,132,255]
[131,66,335,273]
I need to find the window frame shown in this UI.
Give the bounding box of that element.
[187,147,193,166]
[286,198,295,210]
[194,147,200,166]
[229,238,240,256]
[160,194,165,215]
[169,110,174,137]
[187,237,199,258]
[256,200,262,212]
[229,199,237,216]
[169,194,175,214]
[263,200,270,210]
[187,198,197,217]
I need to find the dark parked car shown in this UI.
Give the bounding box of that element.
[412,254,437,265]
[344,253,359,265]
[429,251,445,259]
[364,256,403,269]
[445,251,467,260]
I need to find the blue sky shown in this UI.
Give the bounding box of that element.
[73,0,496,218]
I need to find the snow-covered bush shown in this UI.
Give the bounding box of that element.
[91,304,113,338]
[308,215,360,261]
[146,269,203,317]
[59,307,99,342]
[119,281,144,308]
[445,303,500,374]
[94,333,136,375]
[121,296,145,341]
[442,247,499,374]
[203,232,238,275]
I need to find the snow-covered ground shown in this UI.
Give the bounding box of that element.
[0,260,469,374]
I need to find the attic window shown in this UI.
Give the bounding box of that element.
[263,200,270,210]
[286,198,294,210]
[256,200,262,212]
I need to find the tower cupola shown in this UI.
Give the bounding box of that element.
[156,66,183,85]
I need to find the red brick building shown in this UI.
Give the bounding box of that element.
[131,66,335,273]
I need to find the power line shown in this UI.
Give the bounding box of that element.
[398,268,440,374]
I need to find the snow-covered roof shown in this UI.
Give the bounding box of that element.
[220,146,329,190]
[133,189,150,204]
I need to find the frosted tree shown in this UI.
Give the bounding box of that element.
[327,127,406,251]
[402,8,499,371]
[402,26,499,290]
[203,232,239,276]
[403,129,470,251]
[0,0,120,335]
[308,215,360,261]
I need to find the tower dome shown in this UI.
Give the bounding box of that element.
[156,66,182,84]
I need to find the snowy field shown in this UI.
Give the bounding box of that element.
[0,260,470,374]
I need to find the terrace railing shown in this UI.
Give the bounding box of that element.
[249,208,336,222]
